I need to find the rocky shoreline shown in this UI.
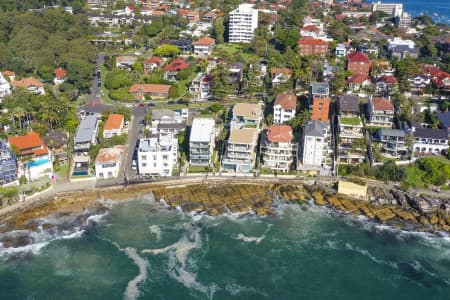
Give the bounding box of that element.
[1,178,449,251]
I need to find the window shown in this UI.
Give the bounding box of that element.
[141,155,147,160]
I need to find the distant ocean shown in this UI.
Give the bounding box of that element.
[371,0,450,24]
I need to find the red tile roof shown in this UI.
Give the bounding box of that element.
[297,38,328,46]
[8,131,48,156]
[302,25,320,32]
[129,84,171,94]
[202,74,212,82]
[274,93,297,110]
[348,51,370,63]
[54,68,67,79]
[193,36,215,46]
[267,125,293,143]
[271,67,292,76]
[104,114,124,131]
[127,5,135,11]
[379,75,397,84]
[145,57,162,64]
[2,70,15,76]
[164,58,189,72]
[372,97,394,111]
[348,74,370,84]
[11,78,44,88]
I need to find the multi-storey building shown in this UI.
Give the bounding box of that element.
[372,1,403,17]
[137,133,178,177]
[193,36,216,56]
[260,125,296,172]
[230,102,263,130]
[95,146,123,179]
[0,72,12,101]
[374,129,407,157]
[367,96,394,127]
[222,128,259,173]
[189,73,212,101]
[309,82,330,122]
[228,4,258,43]
[297,38,329,56]
[273,93,296,124]
[412,126,449,156]
[74,115,99,153]
[0,141,18,186]
[189,118,215,166]
[337,95,365,164]
[299,120,332,170]
[347,51,371,77]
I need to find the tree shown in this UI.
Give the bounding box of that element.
[212,17,225,44]
[114,105,132,121]
[142,20,164,37]
[154,44,180,57]
[287,110,310,130]
[169,83,182,99]
[275,28,300,50]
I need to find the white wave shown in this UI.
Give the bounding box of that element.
[225,283,268,298]
[344,243,398,269]
[124,247,149,300]
[233,233,265,244]
[148,225,162,242]
[86,212,108,224]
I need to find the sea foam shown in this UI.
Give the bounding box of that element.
[124,247,149,300]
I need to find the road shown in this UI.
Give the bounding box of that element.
[86,53,106,105]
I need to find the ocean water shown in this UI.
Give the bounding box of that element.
[0,195,449,300]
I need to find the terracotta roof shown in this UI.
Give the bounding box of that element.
[348,74,370,84]
[54,68,67,79]
[164,58,189,72]
[104,114,124,131]
[2,70,15,76]
[127,5,135,11]
[379,75,397,84]
[202,74,212,82]
[233,103,262,120]
[129,84,171,94]
[8,131,48,156]
[347,51,370,63]
[274,93,297,110]
[267,125,293,143]
[297,38,328,46]
[228,128,259,144]
[145,57,162,64]
[302,25,320,32]
[95,147,123,164]
[372,97,394,111]
[11,77,44,88]
[271,67,292,76]
[193,36,215,46]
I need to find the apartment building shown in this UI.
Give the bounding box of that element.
[273,93,297,124]
[367,96,394,127]
[336,95,365,164]
[372,1,403,17]
[95,146,123,179]
[228,4,258,43]
[260,125,296,172]
[137,133,178,177]
[374,129,407,157]
[309,82,330,122]
[222,128,259,173]
[297,38,329,56]
[230,102,263,130]
[0,141,18,186]
[347,52,371,77]
[189,73,212,101]
[412,126,449,156]
[189,118,215,166]
[299,120,332,170]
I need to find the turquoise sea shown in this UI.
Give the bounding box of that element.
[0,195,449,300]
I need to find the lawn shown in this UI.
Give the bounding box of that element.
[340,117,362,126]
[56,164,69,177]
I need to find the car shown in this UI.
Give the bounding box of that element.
[97,80,101,87]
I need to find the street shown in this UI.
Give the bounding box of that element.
[87,53,106,105]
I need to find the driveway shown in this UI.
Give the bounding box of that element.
[86,53,106,105]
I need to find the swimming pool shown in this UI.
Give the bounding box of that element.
[27,158,51,168]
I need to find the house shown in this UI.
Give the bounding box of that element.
[348,74,371,91]
[374,128,407,157]
[396,12,411,28]
[412,126,449,155]
[129,84,171,100]
[271,68,292,85]
[53,68,67,85]
[347,51,371,76]
[157,123,186,136]
[434,72,450,92]
[189,73,212,101]
[144,57,163,75]
[376,75,398,94]
[228,4,259,43]
[221,128,260,173]
[0,141,18,186]
[2,70,15,81]
[137,133,178,177]
[338,181,367,199]
[436,112,450,136]
[95,146,123,179]
[230,102,263,129]
[299,120,332,172]
[11,78,45,94]
[387,37,419,59]
[115,54,138,70]
[260,125,296,172]
[178,9,200,23]
[125,5,135,16]
[150,109,183,133]
[335,43,347,58]
[8,131,49,159]
[164,58,190,81]
[408,74,432,95]
[159,40,192,52]
[103,114,124,139]
[273,93,297,124]
[193,36,215,56]
[74,115,99,153]
[309,82,330,121]
[367,96,394,127]
[337,95,365,164]
[228,62,244,85]
[297,38,328,56]
[189,118,215,166]
[43,130,69,164]
[0,72,12,101]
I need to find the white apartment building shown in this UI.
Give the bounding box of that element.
[273,93,297,124]
[412,127,449,155]
[222,128,259,173]
[260,125,296,172]
[372,1,403,17]
[0,72,11,102]
[228,4,258,43]
[189,73,212,101]
[230,102,263,130]
[137,133,178,177]
[189,118,215,166]
[95,146,123,179]
[300,120,331,169]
